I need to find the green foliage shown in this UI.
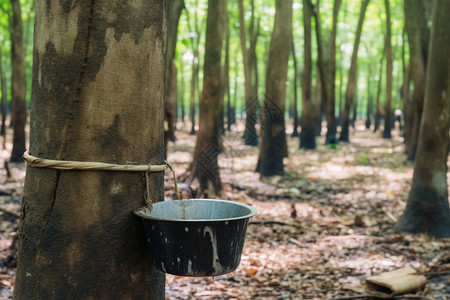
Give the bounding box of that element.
[359,152,370,165]
[0,0,34,106]
[0,0,409,118]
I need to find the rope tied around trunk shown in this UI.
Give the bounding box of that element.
[22,151,180,210]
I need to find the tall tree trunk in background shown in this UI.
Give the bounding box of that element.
[395,1,450,238]
[404,0,430,161]
[229,49,239,129]
[291,31,299,137]
[314,71,322,136]
[188,0,201,135]
[258,0,292,177]
[14,1,168,298]
[351,93,358,128]
[239,0,258,146]
[338,57,343,124]
[164,0,185,151]
[219,4,229,134]
[9,0,26,162]
[225,13,232,131]
[326,0,342,144]
[402,29,412,144]
[179,71,185,123]
[0,49,6,146]
[22,2,34,108]
[373,53,385,132]
[189,0,224,196]
[365,63,373,129]
[189,52,199,135]
[300,0,316,150]
[310,0,330,142]
[339,0,369,142]
[249,11,260,137]
[383,0,393,139]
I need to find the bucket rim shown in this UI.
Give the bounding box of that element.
[133,198,257,222]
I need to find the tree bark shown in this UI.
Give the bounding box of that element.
[224,12,231,132]
[189,0,224,196]
[373,52,385,133]
[365,63,373,130]
[188,0,201,135]
[402,30,412,145]
[189,51,199,135]
[395,0,450,238]
[383,0,393,139]
[404,0,430,161]
[258,0,292,177]
[239,0,258,146]
[310,0,330,143]
[14,1,168,298]
[338,0,370,142]
[179,70,185,123]
[291,31,299,137]
[164,0,185,149]
[9,0,26,162]
[0,48,6,145]
[300,0,316,150]
[326,0,342,144]
[219,3,229,134]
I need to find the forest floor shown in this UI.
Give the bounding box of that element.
[0,121,450,299]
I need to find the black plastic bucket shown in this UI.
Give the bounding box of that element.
[134,199,257,277]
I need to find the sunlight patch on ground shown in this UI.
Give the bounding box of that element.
[167,151,192,165]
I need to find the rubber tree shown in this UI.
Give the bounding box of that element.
[189,0,224,196]
[239,0,259,146]
[395,0,450,238]
[164,0,185,152]
[403,0,431,161]
[290,30,299,138]
[309,0,329,144]
[187,0,202,135]
[339,0,370,142]
[9,0,26,162]
[382,0,393,139]
[257,0,292,177]
[0,48,6,146]
[14,1,169,298]
[299,0,316,150]
[326,0,342,144]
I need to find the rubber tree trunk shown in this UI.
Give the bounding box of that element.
[164,0,185,149]
[339,0,370,142]
[0,48,6,143]
[326,0,342,144]
[373,52,384,133]
[219,6,229,135]
[402,30,412,146]
[239,0,258,146]
[14,1,168,299]
[9,0,26,162]
[189,0,224,196]
[404,0,430,161]
[188,0,201,136]
[395,0,450,238]
[291,31,299,137]
[258,0,292,177]
[310,0,330,143]
[224,12,232,132]
[383,0,393,139]
[299,0,316,150]
[365,63,373,130]
[189,51,199,135]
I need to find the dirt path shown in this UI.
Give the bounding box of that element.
[0,123,449,299]
[165,124,450,299]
